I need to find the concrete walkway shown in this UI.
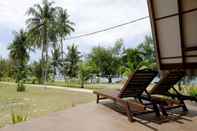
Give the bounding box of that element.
[1,102,197,131]
[0,81,93,93]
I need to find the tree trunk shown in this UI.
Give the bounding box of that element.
[53,66,56,81]
[60,38,65,80]
[45,45,48,82]
[43,24,48,86]
[108,76,112,83]
[41,44,45,84]
[60,38,64,60]
[81,82,84,88]
[80,75,84,88]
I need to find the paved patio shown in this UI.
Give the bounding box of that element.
[1,101,197,131]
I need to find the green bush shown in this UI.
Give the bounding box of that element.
[25,76,37,84]
[189,87,197,97]
[17,81,26,92]
[1,77,14,82]
[11,112,28,124]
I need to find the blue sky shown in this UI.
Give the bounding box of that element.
[0,0,151,61]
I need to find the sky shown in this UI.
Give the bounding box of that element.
[0,0,151,61]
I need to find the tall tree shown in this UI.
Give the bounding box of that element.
[26,0,58,84]
[112,39,124,56]
[30,61,43,84]
[121,35,156,76]
[137,35,156,70]
[89,44,121,83]
[51,44,61,80]
[8,30,30,91]
[0,58,7,81]
[63,44,80,78]
[56,8,75,60]
[137,35,155,63]
[79,62,93,88]
[121,48,143,76]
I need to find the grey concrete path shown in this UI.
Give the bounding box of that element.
[1,102,197,131]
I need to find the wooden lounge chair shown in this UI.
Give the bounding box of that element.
[143,70,197,116]
[93,70,159,122]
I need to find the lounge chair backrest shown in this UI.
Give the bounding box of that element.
[119,70,157,98]
[150,70,185,94]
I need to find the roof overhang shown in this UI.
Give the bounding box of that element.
[147,0,197,70]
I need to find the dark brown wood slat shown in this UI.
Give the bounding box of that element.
[124,87,146,91]
[167,76,182,79]
[126,84,147,87]
[128,82,152,85]
[123,89,147,96]
[163,79,181,83]
[134,73,157,75]
[131,78,153,80]
[130,79,153,82]
[134,74,156,77]
[130,78,154,81]
[131,77,154,80]
[122,91,143,96]
[151,71,185,95]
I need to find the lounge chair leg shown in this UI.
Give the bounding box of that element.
[96,94,99,104]
[124,102,134,122]
[160,105,168,116]
[181,100,188,112]
[153,104,160,117]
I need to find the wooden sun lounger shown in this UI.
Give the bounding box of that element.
[146,70,197,115]
[93,70,159,122]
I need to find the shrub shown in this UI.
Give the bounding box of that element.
[189,87,197,97]
[11,112,28,124]
[17,81,26,92]
[1,77,14,82]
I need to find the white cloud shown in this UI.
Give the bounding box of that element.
[0,42,9,58]
[0,0,41,29]
[0,0,151,61]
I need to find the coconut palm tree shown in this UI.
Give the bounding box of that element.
[137,35,155,63]
[9,30,30,69]
[121,48,144,76]
[51,44,61,80]
[8,29,30,91]
[64,44,80,78]
[56,8,75,60]
[26,0,58,83]
[79,62,92,88]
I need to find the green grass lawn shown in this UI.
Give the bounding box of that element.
[0,83,95,127]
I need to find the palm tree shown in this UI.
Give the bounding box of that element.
[30,61,43,84]
[137,35,155,63]
[56,8,75,60]
[8,29,30,91]
[26,0,58,84]
[9,30,29,68]
[121,48,143,75]
[79,62,92,88]
[51,44,61,80]
[64,44,80,78]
